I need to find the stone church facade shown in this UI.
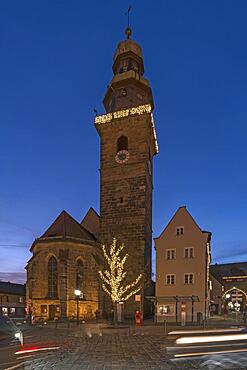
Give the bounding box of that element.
[26,27,158,320]
[26,209,103,320]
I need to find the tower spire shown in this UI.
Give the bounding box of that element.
[103,19,154,113]
[125,6,132,39]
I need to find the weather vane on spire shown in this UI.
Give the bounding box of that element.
[125,5,132,39]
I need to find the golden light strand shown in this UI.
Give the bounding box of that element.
[98,238,142,303]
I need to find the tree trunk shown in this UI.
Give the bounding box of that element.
[113,302,117,325]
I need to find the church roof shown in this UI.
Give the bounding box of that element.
[81,207,100,239]
[41,210,96,241]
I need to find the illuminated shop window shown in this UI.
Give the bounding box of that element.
[2,307,8,316]
[41,305,48,315]
[158,304,175,316]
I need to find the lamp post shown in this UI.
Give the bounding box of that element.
[74,289,81,325]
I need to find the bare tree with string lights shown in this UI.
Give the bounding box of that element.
[98,238,142,323]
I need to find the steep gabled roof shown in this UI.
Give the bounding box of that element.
[41,210,96,241]
[81,207,100,239]
[155,206,208,240]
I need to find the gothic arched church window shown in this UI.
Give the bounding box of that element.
[76,259,84,291]
[48,256,58,299]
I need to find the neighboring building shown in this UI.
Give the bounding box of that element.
[210,262,247,313]
[26,27,158,320]
[0,281,25,317]
[155,206,211,323]
[209,273,224,315]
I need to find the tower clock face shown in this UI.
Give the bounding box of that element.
[115,150,130,164]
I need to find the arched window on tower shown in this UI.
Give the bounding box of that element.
[117,135,128,153]
[48,256,57,299]
[76,259,84,291]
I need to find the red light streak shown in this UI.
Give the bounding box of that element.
[15,346,59,355]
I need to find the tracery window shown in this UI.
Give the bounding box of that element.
[48,256,58,299]
[76,259,84,291]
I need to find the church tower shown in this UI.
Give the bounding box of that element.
[95,27,158,316]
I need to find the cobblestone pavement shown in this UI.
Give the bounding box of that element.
[10,324,247,370]
[19,329,189,370]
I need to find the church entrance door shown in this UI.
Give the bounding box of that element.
[49,305,56,320]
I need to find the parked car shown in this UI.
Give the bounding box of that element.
[32,317,47,326]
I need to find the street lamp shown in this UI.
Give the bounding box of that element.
[74,289,81,325]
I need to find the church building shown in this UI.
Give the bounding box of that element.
[26,27,158,321]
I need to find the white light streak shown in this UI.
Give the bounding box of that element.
[169,327,244,335]
[176,333,247,345]
[174,347,247,358]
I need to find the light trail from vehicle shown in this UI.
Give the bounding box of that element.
[167,342,247,351]
[176,333,247,344]
[14,346,59,355]
[174,347,247,358]
[169,327,244,335]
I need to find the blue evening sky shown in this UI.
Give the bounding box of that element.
[0,0,246,283]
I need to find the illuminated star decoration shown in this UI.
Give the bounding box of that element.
[98,238,142,303]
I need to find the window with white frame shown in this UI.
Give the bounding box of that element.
[166,249,176,260]
[166,274,176,285]
[184,247,194,258]
[176,226,184,235]
[184,273,194,284]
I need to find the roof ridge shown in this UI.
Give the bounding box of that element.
[155,206,204,239]
[211,261,247,266]
[40,210,96,241]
